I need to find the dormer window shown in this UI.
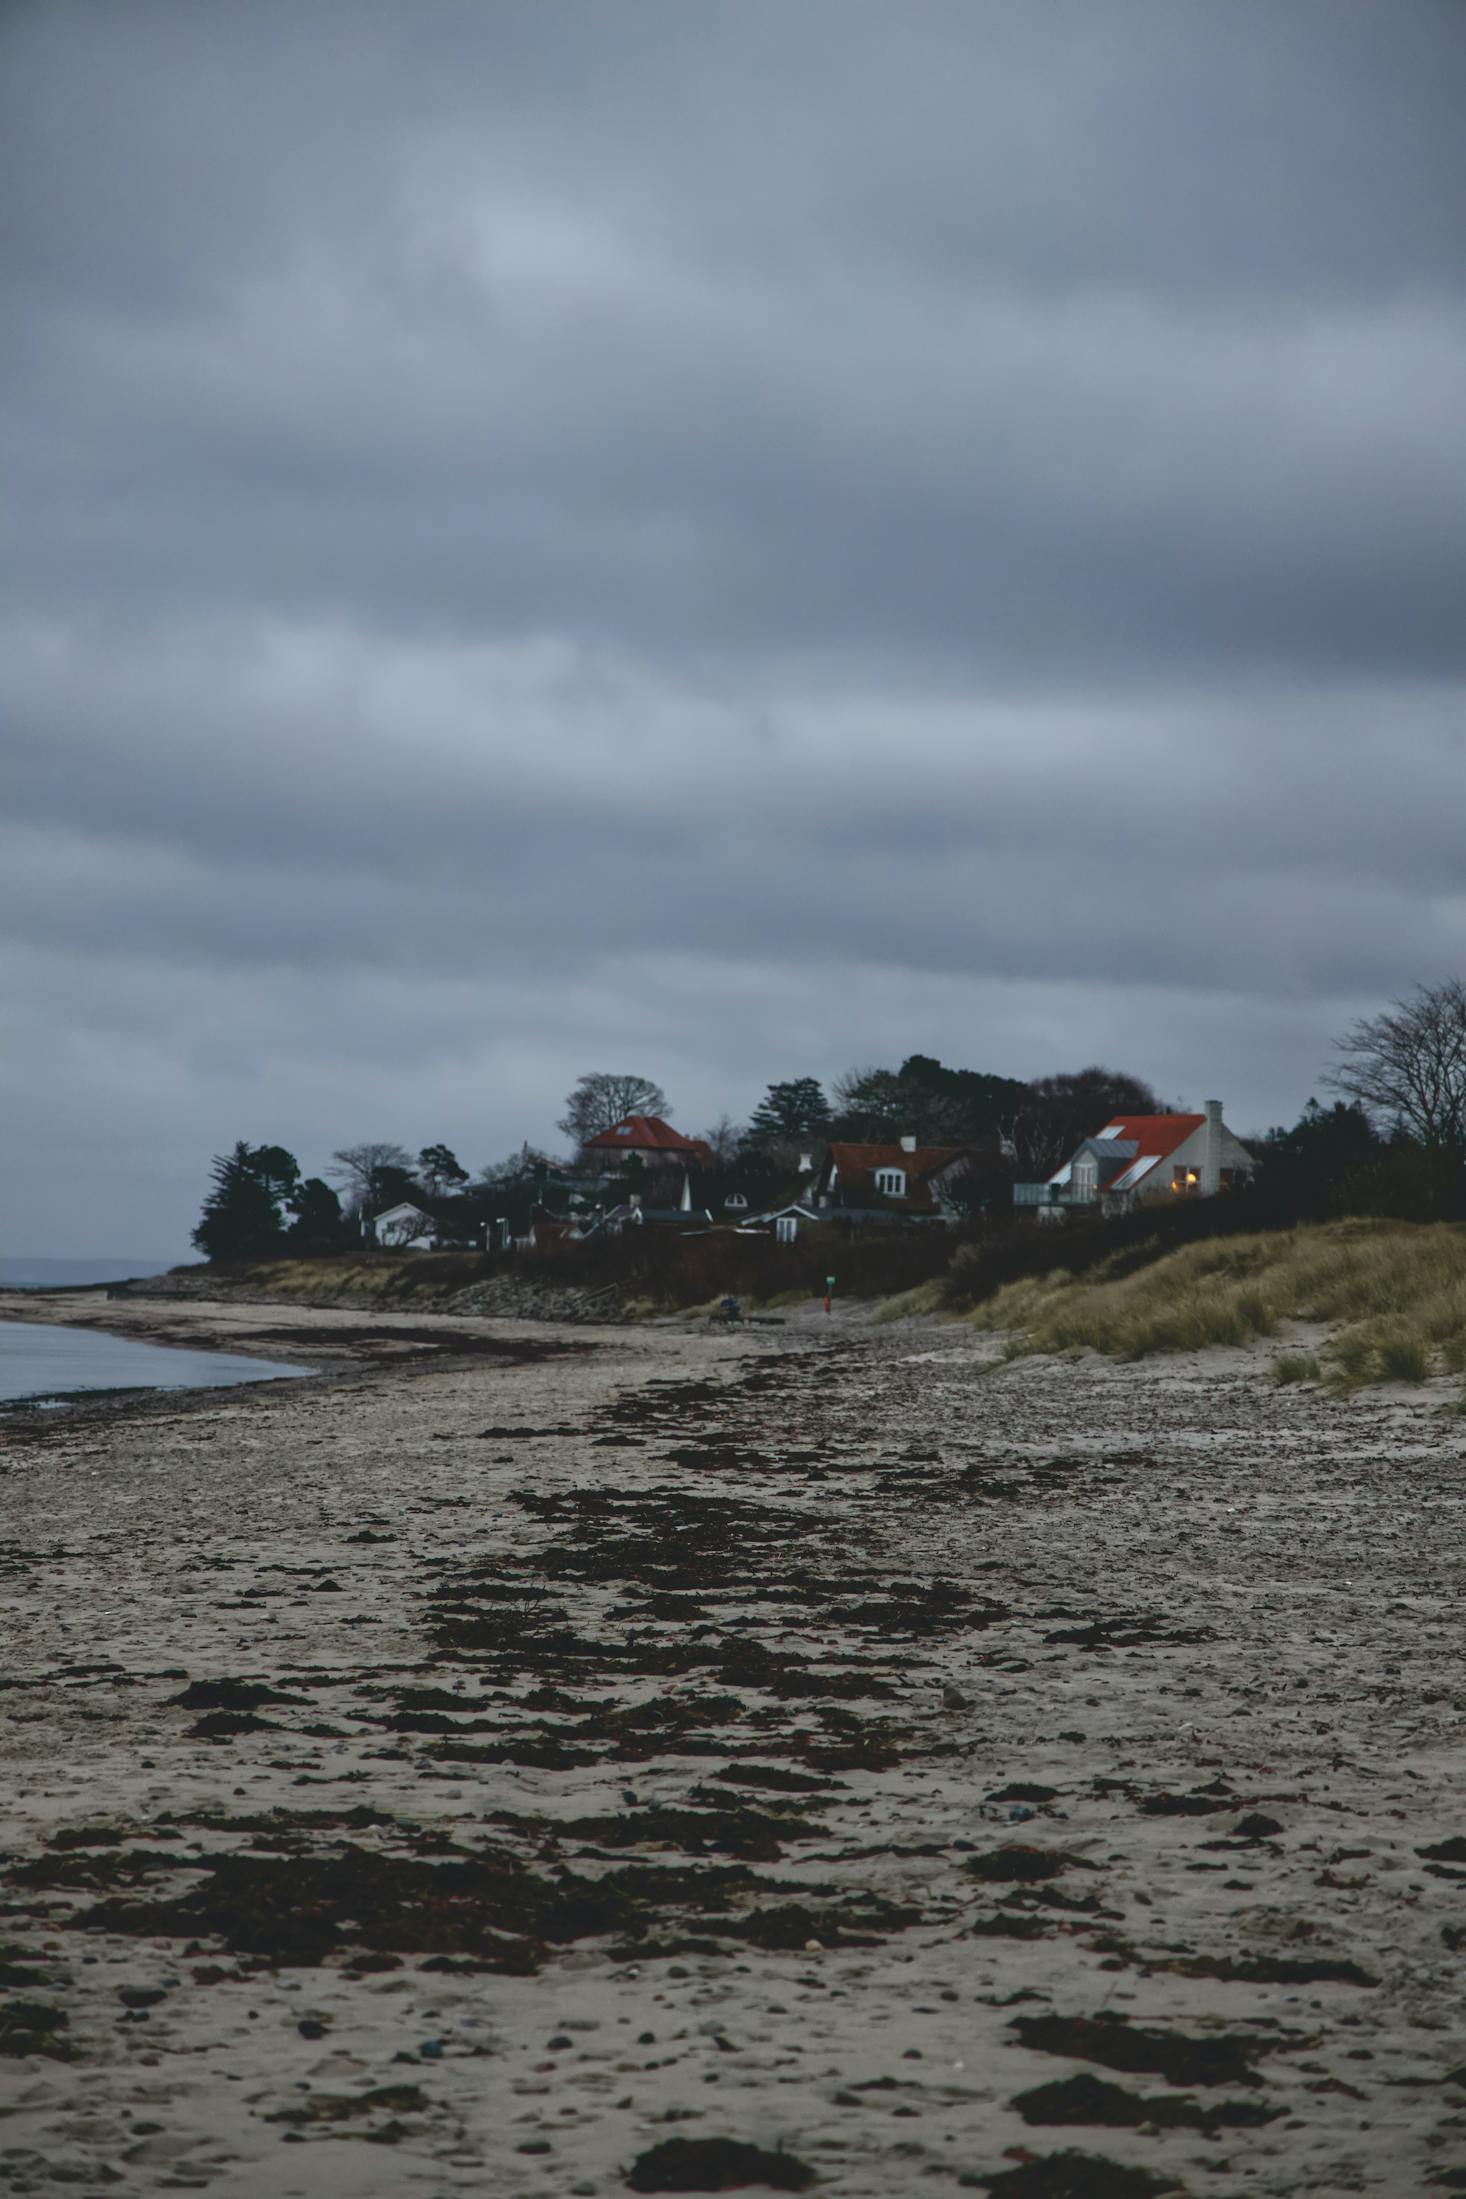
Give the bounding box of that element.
[616,1124,633,1136]
[874,1167,907,1197]
[724,1192,748,1209]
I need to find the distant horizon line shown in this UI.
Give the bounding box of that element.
[1,1255,179,1268]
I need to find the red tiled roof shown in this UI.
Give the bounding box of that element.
[1099,1114,1204,1155]
[825,1142,968,1211]
[1094,1114,1205,1188]
[585,1115,714,1163]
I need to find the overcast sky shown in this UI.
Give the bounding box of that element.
[4,2,1465,1255]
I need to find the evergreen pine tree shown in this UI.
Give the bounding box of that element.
[745,1077,830,1148]
[286,1176,345,1244]
[192,1142,291,1260]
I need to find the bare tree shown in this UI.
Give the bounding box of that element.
[558,1072,669,1151]
[701,1114,745,1168]
[1011,1067,1165,1179]
[476,1144,557,1187]
[1325,980,1466,1151]
[329,1141,414,1218]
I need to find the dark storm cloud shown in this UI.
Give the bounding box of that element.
[2,0,1464,1251]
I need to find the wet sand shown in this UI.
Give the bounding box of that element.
[2,1292,1464,2197]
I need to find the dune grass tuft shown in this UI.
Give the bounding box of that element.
[871,1280,948,1324]
[1375,1330,1430,1385]
[1271,1351,1321,1385]
[972,1219,1466,1390]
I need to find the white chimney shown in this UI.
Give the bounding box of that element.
[899,1133,917,1153]
[1201,1100,1223,1195]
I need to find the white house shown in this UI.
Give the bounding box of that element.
[740,1200,825,1242]
[369,1202,440,1250]
[1039,1101,1255,1212]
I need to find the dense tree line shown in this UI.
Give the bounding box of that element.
[736,1057,1162,1179]
[192,1144,343,1261]
[192,1139,472,1260]
[190,1057,1163,1257]
[192,982,1466,1258]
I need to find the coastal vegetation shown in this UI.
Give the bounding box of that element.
[968,1218,1466,1391]
[177,985,1466,1393]
[172,1203,1466,1399]
[182,1221,961,1316]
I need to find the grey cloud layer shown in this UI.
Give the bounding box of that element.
[2,1,1464,1251]
[7,3,1465,677]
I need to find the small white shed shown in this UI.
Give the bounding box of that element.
[370,1202,439,1250]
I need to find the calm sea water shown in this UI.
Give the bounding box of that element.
[0,1258,177,1290]
[0,1320,313,1406]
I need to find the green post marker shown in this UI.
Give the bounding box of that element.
[824,1274,836,1314]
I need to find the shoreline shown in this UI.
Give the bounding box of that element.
[0,1288,640,1428]
[1,1297,1463,2195]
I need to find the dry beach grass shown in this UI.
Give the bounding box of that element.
[968,1219,1466,1393]
[1,1286,1465,2195]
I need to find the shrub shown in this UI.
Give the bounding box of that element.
[1327,1327,1374,1384]
[1271,1352,1321,1385]
[1376,1331,1429,1384]
[529,1223,956,1309]
[1234,1286,1276,1337]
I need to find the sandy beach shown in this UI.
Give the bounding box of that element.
[2,1289,1465,2197]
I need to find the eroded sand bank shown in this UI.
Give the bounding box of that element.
[2,1292,1464,2197]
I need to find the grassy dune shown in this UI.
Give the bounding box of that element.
[225,1255,488,1304]
[185,1228,956,1315]
[970,1218,1466,1390]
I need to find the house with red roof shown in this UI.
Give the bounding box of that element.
[814,1135,974,1223]
[1034,1100,1255,1213]
[582,1115,717,1170]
